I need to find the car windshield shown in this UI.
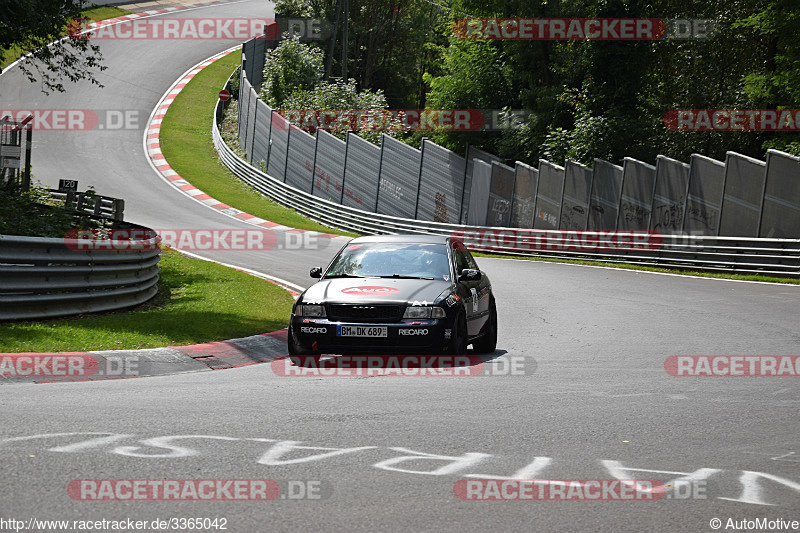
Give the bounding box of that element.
[325,242,451,281]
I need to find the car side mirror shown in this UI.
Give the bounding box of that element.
[460,268,481,281]
[310,267,322,278]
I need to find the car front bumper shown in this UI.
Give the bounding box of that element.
[290,316,454,354]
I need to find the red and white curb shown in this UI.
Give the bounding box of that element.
[0,330,290,384]
[79,0,235,33]
[143,49,347,241]
[1,0,238,75]
[1,4,337,385]
[141,49,338,296]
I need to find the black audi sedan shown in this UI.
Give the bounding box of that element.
[288,234,497,356]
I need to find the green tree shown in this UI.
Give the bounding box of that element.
[274,0,315,17]
[260,35,324,108]
[283,77,402,144]
[0,0,106,94]
[264,0,800,164]
[736,0,800,155]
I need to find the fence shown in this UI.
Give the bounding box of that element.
[0,116,32,191]
[0,229,161,320]
[236,36,800,240]
[215,95,800,277]
[47,189,126,221]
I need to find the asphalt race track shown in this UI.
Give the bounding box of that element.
[1,1,799,531]
[0,0,335,288]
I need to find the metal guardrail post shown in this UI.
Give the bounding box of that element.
[414,139,425,220]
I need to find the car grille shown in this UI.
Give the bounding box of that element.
[328,304,402,322]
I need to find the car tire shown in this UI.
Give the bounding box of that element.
[287,324,322,366]
[472,297,497,354]
[288,323,312,356]
[447,311,468,355]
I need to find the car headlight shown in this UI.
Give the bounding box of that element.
[296,304,326,317]
[403,306,446,319]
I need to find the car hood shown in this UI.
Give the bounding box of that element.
[302,277,453,304]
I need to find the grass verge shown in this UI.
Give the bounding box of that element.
[160,48,356,235]
[1,7,132,70]
[0,249,294,353]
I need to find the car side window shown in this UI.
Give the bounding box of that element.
[454,250,469,273]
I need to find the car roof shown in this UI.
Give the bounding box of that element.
[347,234,450,245]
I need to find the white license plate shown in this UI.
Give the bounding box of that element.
[337,326,388,337]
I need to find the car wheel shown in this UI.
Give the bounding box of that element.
[288,323,312,356]
[447,311,468,355]
[472,297,497,354]
[287,325,322,366]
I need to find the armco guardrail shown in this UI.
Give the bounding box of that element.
[213,91,800,278]
[0,231,161,320]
